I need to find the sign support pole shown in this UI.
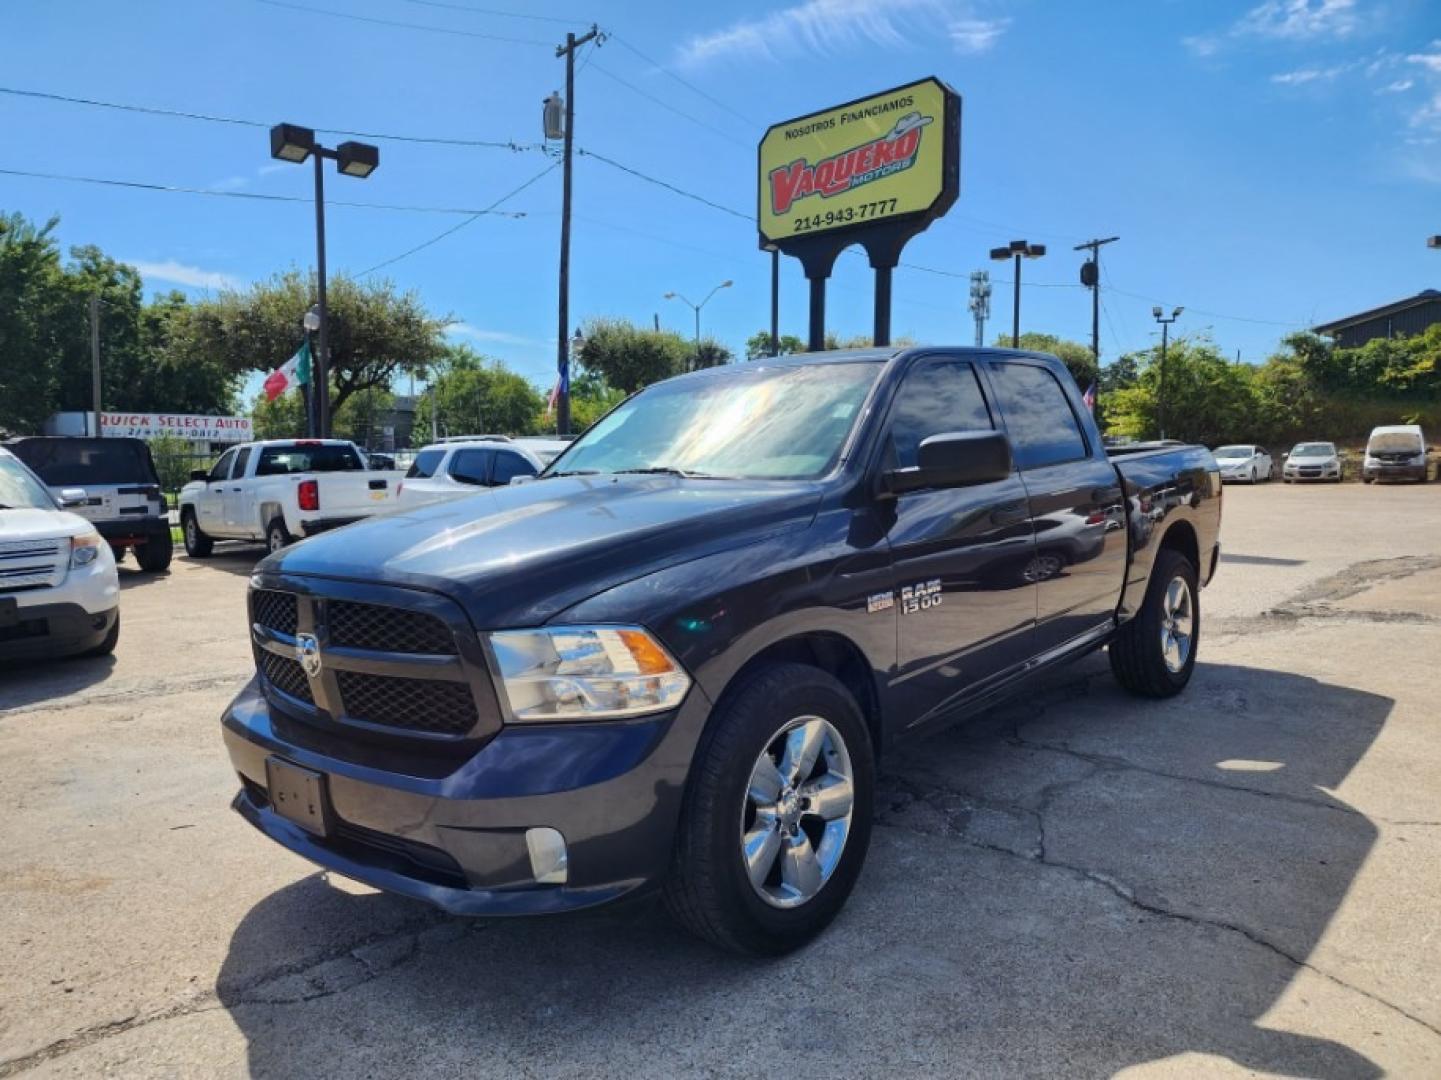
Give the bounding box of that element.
[873,266,893,347]
[807,276,826,352]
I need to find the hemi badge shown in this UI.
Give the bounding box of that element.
[867,591,895,613]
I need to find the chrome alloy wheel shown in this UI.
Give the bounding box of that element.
[1160,575,1194,673]
[740,716,854,910]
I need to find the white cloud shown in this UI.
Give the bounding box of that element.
[1187,0,1360,56]
[446,323,547,348]
[676,0,1006,68]
[127,259,240,291]
[1407,46,1441,75]
[1270,61,1355,84]
[211,175,249,192]
[1409,91,1441,131]
[1378,77,1414,93]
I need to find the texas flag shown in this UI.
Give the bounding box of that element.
[263,340,312,402]
[1082,380,1097,414]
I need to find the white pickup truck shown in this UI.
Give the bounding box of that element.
[178,439,396,557]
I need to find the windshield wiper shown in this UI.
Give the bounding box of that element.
[613,466,724,479]
[545,469,600,478]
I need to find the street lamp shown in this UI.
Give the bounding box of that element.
[1428,235,1441,249]
[300,305,321,437]
[989,240,1046,347]
[664,280,733,367]
[1152,305,1183,441]
[269,122,380,438]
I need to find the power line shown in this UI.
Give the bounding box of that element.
[358,161,558,276]
[607,34,756,127]
[577,148,751,220]
[0,166,528,216]
[393,0,582,25]
[0,86,542,151]
[586,63,750,148]
[253,0,552,46]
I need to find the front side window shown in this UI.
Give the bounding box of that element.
[987,363,1089,470]
[887,360,994,469]
[553,361,881,481]
[492,452,536,485]
[208,450,237,484]
[449,449,494,486]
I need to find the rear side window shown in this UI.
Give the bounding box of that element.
[232,448,251,478]
[492,452,536,485]
[406,449,445,479]
[887,360,994,469]
[449,449,494,486]
[987,363,1089,470]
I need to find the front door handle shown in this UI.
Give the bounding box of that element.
[990,502,1029,526]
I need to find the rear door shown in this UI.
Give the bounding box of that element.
[982,359,1127,655]
[881,355,1039,727]
[448,448,496,490]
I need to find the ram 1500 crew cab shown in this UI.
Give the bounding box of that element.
[222,347,1222,955]
[179,439,394,556]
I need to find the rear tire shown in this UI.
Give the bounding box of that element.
[181,511,212,558]
[663,662,874,956]
[265,518,293,555]
[1109,548,1199,699]
[135,530,173,573]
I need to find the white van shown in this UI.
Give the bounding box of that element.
[1362,425,1428,484]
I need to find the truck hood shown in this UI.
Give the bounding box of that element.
[263,474,822,627]
[1288,453,1337,465]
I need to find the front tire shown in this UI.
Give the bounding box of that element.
[135,530,173,573]
[1109,548,1199,698]
[664,662,875,956]
[181,511,213,558]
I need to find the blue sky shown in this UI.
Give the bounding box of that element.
[3,0,1439,398]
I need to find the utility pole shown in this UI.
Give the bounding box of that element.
[1073,236,1119,372]
[89,295,101,436]
[1152,306,1183,441]
[967,271,991,348]
[551,24,602,438]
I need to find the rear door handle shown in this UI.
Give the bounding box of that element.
[368,479,388,490]
[990,502,1029,526]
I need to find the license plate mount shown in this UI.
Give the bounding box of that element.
[264,757,332,837]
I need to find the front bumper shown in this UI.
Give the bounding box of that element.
[1284,464,1340,481]
[222,677,715,915]
[1363,463,1426,482]
[0,602,117,660]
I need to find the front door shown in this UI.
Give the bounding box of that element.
[199,449,236,535]
[881,356,1039,729]
[222,447,253,535]
[982,359,1128,656]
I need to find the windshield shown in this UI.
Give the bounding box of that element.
[0,456,59,510]
[1369,433,1423,454]
[1291,443,1335,457]
[1213,445,1253,459]
[550,362,882,481]
[9,438,158,486]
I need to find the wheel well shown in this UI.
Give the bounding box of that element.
[719,634,885,759]
[1159,519,1199,573]
[259,503,283,531]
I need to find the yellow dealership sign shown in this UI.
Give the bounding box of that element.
[758,77,959,245]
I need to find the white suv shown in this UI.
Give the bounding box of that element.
[0,447,120,661]
[396,439,545,510]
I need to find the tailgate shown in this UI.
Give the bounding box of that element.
[312,471,394,517]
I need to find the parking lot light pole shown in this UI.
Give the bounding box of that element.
[990,241,1045,347]
[1152,305,1183,440]
[664,280,732,367]
[269,123,380,438]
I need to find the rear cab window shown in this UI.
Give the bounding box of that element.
[256,443,365,476]
[9,438,159,486]
[986,362,1090,470]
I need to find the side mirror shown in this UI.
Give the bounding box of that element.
[883,431,1013,496]
[509,475,536,486]
[190,470,208,482]
[59,487,88,508]
[1282,452,1289,460]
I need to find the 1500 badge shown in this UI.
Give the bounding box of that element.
[900,579,942,615]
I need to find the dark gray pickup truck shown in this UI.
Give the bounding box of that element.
[223,346,1221,954]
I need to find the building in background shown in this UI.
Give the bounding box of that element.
[1313,289,1441,348]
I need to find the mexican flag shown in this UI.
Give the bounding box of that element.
[263,339,312,401]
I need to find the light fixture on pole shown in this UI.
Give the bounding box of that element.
[1152,305,1183,440]
[1429,235,1441,249]
[990,240,1046,347]
[664,280,733,368]
[269,123,380,438]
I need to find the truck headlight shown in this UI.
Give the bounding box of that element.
[487,625,691,721]
[70,531,103,568]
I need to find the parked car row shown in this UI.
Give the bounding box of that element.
[1212,425,1431,485]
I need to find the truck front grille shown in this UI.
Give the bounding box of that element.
[0,538,66,592]
[248,582,499,744]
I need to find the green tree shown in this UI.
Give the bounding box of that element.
[1102,335,1262,445]
[745,330,805,359]
[999,332,1098,390]
[575,317,689,393]
[692,336,734,369]
[147,434,204,494]
[413,345,545,439]
[0,213,68,434]
[562,368,628,432]
[172,270,446,417]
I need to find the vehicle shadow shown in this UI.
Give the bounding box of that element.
[216,659,1390,1078]
[0,652,116,702]
[182,547,269,577]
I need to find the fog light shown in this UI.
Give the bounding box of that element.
[525,827,568,885]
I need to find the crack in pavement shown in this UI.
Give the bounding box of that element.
[0,906,465,1077]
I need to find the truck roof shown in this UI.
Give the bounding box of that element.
[656,345,1068,387]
